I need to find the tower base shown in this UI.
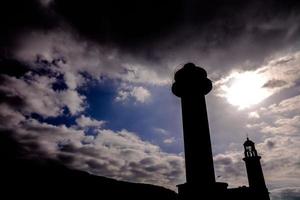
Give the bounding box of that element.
[177,182,270,200]
[177,182,228,200]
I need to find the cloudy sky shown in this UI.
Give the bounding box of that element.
[1,0,300,199]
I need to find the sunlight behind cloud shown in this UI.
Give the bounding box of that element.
[219,71,271,109]
[215,51,300,110]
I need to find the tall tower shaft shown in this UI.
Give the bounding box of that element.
[172,63,215,186]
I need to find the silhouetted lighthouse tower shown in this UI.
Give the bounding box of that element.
[243,137,270,200]
[172,63,270,200]
[172,63,220,197]
[172,63,215,185]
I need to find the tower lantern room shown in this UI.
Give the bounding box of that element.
[244,137,258,158]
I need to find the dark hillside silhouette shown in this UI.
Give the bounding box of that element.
[0,131,177,200]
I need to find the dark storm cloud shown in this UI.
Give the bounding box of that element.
[52,0,183,46]
[0,59,30,77]
[0,0,298,91]
[42,0,300,76]
[214,155,233,165]
[214,153,246,181]
[3,0,298,89]
[49,0,300,48]
[263,79,288,88]
[0,0,58,52]
[2,0,300,53]
[0,90,25,110]
[266,140,276,150]
[271,187,300,200]
[0,59,30,110]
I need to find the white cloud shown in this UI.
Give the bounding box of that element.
[59,89,86,115]
[257,136,300,190]
[0,73,85,117]
[248,111,260,119]
[14,30,171,87]
[75,115,106,128]
[0,104,25,127]
[246,94,300,135]
[115,84,151,103]
[64,72,85,90]
[118,64,171,85]
[0,74,61,117]
[153,128,169,136]
[259,115,300,135]
[260,124,299,135]
[2,115,185,190]
[246,122,267,129]
[214,151,248,187]
[131,86,151,103]
[163,137,176,144]
[267,95,300,114]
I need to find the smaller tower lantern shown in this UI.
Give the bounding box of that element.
[244,137,258,157]
[243,137,270,200]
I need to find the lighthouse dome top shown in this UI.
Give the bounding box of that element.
[172,63,212,97]
[243,137,255,146]
[174,63,208,81]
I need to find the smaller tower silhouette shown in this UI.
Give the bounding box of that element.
[243,137,270,200]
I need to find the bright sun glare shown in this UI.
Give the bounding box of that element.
[221,71,271,109]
